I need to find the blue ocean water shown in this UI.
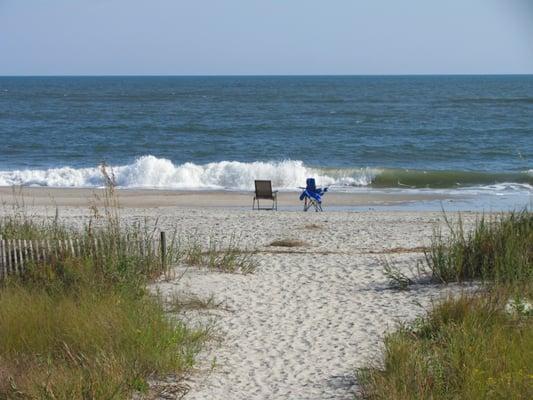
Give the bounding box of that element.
[0,76,531,198]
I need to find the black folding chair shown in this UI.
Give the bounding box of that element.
[252,180,278,210]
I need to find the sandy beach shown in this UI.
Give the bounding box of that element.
[3,5,531,397]
[0,186,451,209]
[152,209,475,400]
[0,187,475,399]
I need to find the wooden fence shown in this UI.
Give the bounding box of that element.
[0,232,167,280]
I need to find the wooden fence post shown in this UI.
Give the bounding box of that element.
[160,231,166,270]
[0,236,4,280]
[23,239,29,270]
[0,234,170,279]
[7,239,13,274]
[17,239,24,274]
[11,239,18,274]
[41,239,46,263]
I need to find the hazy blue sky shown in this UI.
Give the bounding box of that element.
[1,0,532,75]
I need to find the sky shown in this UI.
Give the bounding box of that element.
[0,0,532,75]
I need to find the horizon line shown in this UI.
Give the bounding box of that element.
[1,73,533,78]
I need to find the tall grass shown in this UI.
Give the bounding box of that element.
[357,288,533,400]
[361,211,533,399]
[1,170,182,285]
[0,173,207,399]
[426,211,532,283]
[0,280,206,399]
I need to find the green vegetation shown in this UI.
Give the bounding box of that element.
[167,293,224,312]
[382,260,415,290]
[0,181,207,399]
[0,280,205,399]
[184,235,256,274]
[358,289,533,399]
[426,211,532,283]
[361,211,533,399]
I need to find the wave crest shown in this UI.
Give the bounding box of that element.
[0,156,376,190]
[1,155,531,191]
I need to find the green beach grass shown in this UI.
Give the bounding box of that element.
[358,288,533,399]
[184,234,257,274]
[359,211,533,399]
[426,210,532,284]
[0,182,208,399]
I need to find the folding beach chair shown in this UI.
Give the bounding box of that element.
[299,178,328,212]
[253,180,278,210]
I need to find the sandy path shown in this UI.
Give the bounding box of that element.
[150,210,469,400]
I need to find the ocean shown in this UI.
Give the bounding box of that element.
[0,75,531,209]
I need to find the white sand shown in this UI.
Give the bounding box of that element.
[0,197,474,399]
[147,209,471,400]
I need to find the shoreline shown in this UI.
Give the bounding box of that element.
[0,186,452,209]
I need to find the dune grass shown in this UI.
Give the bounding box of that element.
[184,235,256,274]
[426,210,532,284]
[167,293,224,312]
[361,211,533,399]
[0,178,208,399]
[0,278,206,399]
[358,287,533,400]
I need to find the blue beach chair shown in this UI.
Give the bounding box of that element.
[299,178,328,212]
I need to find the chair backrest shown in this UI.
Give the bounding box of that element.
[254,180,273,198]
[306,178,317,192]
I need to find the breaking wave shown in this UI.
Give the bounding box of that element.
[0,155,531,191]
[0,156,376,190]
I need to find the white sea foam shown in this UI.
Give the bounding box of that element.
[0,155,377,190]
[1,156,530,193]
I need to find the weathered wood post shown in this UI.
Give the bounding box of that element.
[160,231,166,271]
[0,235,4,280]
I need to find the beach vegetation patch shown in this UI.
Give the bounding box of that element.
[426,210,532,283]
[382,260,416,290]
[167,292,225,312]
[0,278,206,399]
[365,210,533,399]
[184,235,256,274]
[0,178,207,399]
[357,287,533,400]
